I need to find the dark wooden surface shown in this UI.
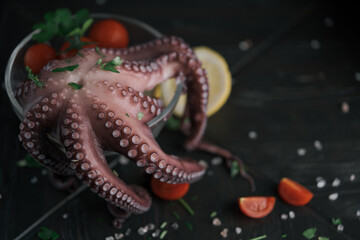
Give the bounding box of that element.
[1,0,360,239]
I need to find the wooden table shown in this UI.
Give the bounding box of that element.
[1,1,360,239]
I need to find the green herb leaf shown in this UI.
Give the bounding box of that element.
[25,66,44,88]
[159,230,167,239]
[178,198,195,216]
[137,112,144,120]
[230,160,240,177]
[95,46,106,58]
[332,218,341,226]
[302,228,317,239]
[17,154,43,168]
[281,234,287,238]
[68,82,82,90]
[126,113,130,117]
[210,211,217,218]
[184,221,193,231]
[52,64,79,72]
[160,221,167,229]
[77,52,84,58]
[318,237,329,240]
[100,56,122,73]
[166,116,180,130]
[38,227,59,240]
[173,211,180,219]
[96,58,103,65]
[249,235,267,240]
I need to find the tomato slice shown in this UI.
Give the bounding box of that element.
[58,37,96,59]
[88,19,129,48]
[150,177,190,200]
[24,43,56,74]
[278,177,313,206]
[238,196,276,218]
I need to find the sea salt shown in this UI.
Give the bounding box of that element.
[350,174,355,181]
[62,213,68,219]
[152,229,161,238]
[114,233,124,240]
[281,214,288,220]
[332,178,341,187]
[235,227,242,234]
[317,179,326,188]
[316,176,324,182]
[248,131,258,140]
[329,192,339,201]
[314,140,323,151]
[289,211,295,219]
[105,236,114,240]
[147,223,155,231]
[211,157,223,166]
[310,40,321,50]
[239,39,253,51]
[171,222,179,230]
[341,102,350,114]
[297,148,306,156]
[355,72,360,81]
[356,210,360,217]
[137,227,148,235]
[337,224,344,231]
[212,218,222,226]
[220,228,229,238]
[30,176,38,184]
[324,17,334,28]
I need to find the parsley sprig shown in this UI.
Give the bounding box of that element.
[38,227,59,240]
[25,66,44,88]
[52,64,79,72]
[68,82,82,90]
[96,56,122,73]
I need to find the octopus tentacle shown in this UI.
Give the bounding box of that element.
[61,96,151,214]
[18,93,73,175]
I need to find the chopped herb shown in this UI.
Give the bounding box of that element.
[77,52,84,58]
[68,82,82,90]
[159,230,167,239]
[160,221,167,229]
[178,198,195,216]
[166,116,180,130]
[281,234,287,238]
[184,221,193,231]
[95,46,106,58]
[210,211,217,218]
[38,227,59,240]
[332,218,342,226]
[302,228,317,239]
[137,112,144,120]
[65,59,71,63]
[99,56,122,73]
[173,211,180,219]
[113,169,119,177]
[230,160,240,177]
[126,113,130,117]
[249,235,267,240]
[52,64,79,72]
[318,237,329,240]
[96,58,103,65]
[25,66,44,88]
[17,154,43,168]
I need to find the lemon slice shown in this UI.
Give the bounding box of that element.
[156,46,232,117]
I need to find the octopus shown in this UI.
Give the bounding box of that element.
[15,36,209,227]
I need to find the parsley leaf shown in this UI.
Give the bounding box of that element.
[126,113,130,117]
[302,228,317,239]
[100,56,122,73]
[52,64,79,72]
[230,160,240,177]
[17,154,43,168]
[332,218,341,226]
[25,66,44,88]
[95,46,106,58]
[249,235,267,240]
[137,112,144,120]
[68,82,82,90]
[281,234,287,238]
[38,227,59,240]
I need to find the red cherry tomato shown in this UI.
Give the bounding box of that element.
[150,177,190,200]
[278,177,313,206]
[238,196,276,218]
[89,19,129,48]
[24,43,56,74]
[58,36,96,59]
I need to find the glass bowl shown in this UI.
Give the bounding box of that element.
[5,13,183,138]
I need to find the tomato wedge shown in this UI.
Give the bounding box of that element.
[278,177,313,206]
[150,177,190,200]
[24,43,56,74]
[89,19,129,48]
[238,196,276,218]
[58,37,96,59]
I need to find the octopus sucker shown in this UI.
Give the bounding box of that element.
[16,36,210,224]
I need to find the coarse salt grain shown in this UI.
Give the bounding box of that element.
[337,224,344,231]
[137,227,147,235]
[350,174,355,181]
[62,213,68,219]
[30,176,38,184]
[341,102,350,114]
[152,229,161,238]
[356,210,360,217]
[317,179,326,188]
[248,131,258,140]
[220,228,229,238]
[355,72,360,82]
[239,39,253,51]
[316,176,324,182]
[281,214,288,220]
[289,211,295,219]
[147,223,155,231]
[329,192,339,201]
[297,148,306,156]
[172,222,179,230]
[114,233,124,240]
[211,156,223,166]
[332,178,341,187]
[314,140,323,151]
[212,217,222,226]
[235,227,242,234]
[105,236,114,240]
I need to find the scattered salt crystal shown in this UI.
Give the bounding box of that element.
[281,214,288,220]
[211,157,223,166]
[316,176,324,182]
[220,228,229,238]
[41,169,47,175]
[30,176,38,184]
[332,178,341,187]
[314,140,323,151]
[337,224,344,231]
[199,160,208,168]
[152,229,161,238]
[297,148,306,156]
[310,40,321,50]
[248,131,258,140]
[329,192,339,201]
[324,17,334,27]
[114,233,124,240]
[235,227,242,234]
[118,155,129,165]
[317,179,326,188]
[356,210,360,217]
[355,72,360,81]
[239,39,253,51]
[147,223,155,231]
[125,228,131,236]
[62,213,68,219]
[137,227,147,235]
[289,211,295,219]
[105,236,114,240]
[171,222,179,230]
[212,217,222,226]
[350,174,355,181]
[341,102,350,114]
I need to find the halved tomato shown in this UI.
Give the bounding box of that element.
[150,177,190,201]
[238,196,276,218]
[278,177,313,206]
[24,43,56,74]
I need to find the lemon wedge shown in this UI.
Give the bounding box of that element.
[156,46,232,117]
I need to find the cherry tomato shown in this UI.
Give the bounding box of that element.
[89,19,129,48]
[58,37,96,59]
[150,177,190,200]
[238,196,276,218]
[24,43,56,74]
[278,177,313,206]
